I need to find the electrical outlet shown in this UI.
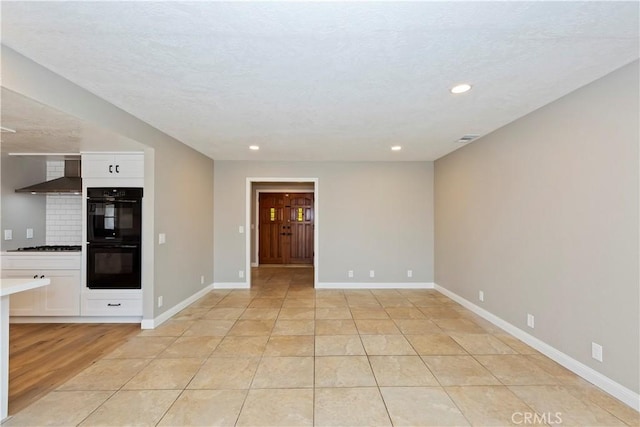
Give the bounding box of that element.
[407,270,413,278]
[201,275,205,284]
[527,313,535,328]
[369,270,375,278]
[158,233,166,244]
[348,270,354,278]
[238,225,244,234]
[239,270,244,279]
[592,342,603,362]
[4,229,12,240]
[479,291,484,302]
[26,228,34,239]
[157,296,163,308]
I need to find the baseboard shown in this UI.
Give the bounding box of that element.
[10,316,142,324]
[141,283,214,329]
[251,262,259,267]
[434,283,640,411]
[213,282,250,289]
[316,282,434,289]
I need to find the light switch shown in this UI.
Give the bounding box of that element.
[238,226,244,234]
[158,233,166,244]
[4,229,12,240]
[26,228,34,239]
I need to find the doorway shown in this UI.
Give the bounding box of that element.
[246,178,319,288]
[259,192,314,265]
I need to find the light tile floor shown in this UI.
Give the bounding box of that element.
[5,267,639,426]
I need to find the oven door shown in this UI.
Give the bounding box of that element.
[87,199,141,242]
[87,244,141,289]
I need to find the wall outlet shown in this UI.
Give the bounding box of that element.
[26,228,34,239]
[592,342,603,362]
[479,291,484,302]
[4,229,12,241]
[527,313,535,329]
[158,233,166,244]
[407,270,413,278]
[238,225,244,234]
[239,270,244,279]
[201,275,205,285]
[369,270,375,278]
[157,296,163,308]
[348,270,354,278]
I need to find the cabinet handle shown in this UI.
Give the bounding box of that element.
[109,164,113,174]
[107,303,122,307]
[115,164,120,173]
[33,274,38,279]
[40,275,45,279]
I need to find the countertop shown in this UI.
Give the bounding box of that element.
[0,277,51,297]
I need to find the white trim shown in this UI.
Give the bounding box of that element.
[317,282,434,289]
[246,178,319,288]
[251,262,259,268]
[140,283,215,329]
[10,316,142,324]
[434,283,640,411]
[213,282,250,289]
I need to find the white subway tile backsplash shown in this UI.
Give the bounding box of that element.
[45,161,82,245]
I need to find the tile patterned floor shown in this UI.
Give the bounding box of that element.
[5,267,638,426]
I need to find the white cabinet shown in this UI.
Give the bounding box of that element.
[81,291,142,316]
[2,255,81,317]
[82,153,144,179]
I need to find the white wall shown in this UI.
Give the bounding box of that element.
[214,161,434,286]
[434,61,639,394]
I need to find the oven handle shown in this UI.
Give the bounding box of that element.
[87,199,140,203]
[87,244,139,249]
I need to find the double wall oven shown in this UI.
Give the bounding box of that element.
[86,188,143,289]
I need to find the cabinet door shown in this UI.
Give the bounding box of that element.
[113,154,144,178]
[4,270,41,316]
[82,154,115,178]
[40,270,81,316]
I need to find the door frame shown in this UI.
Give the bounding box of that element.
[246,178,319,288]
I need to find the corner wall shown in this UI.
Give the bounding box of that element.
[434,61,639,394]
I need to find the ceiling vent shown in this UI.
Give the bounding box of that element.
[455,134,480,143]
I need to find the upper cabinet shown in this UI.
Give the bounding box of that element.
[82,153,144,179]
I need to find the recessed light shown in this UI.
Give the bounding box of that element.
[450,83,472,94]
[249,145,260,151]
[391,146,402,151]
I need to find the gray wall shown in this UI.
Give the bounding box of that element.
[434,61,639,392]
[0,155,46,250]
[214,161,434,284]
[2,45,215,319]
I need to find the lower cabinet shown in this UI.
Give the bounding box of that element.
[6,270,81,316]
[81,291,142,316]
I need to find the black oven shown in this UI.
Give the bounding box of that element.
[87,244,141,289]
[87,188,143,289]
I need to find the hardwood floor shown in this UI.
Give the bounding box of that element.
[9,323,139,415]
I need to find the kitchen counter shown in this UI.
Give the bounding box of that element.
[0,277,51,421]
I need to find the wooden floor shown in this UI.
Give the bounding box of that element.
[9,323,140,415]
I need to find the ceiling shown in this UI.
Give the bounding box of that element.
[1,2,638,161]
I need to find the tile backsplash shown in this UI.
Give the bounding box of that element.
[46,161,82,245]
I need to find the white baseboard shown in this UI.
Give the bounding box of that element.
[141,283,214,329]
[316,282,434,289]
[434,283,640,411]
[10,316,142,324]
[251,262,259,267]
[213,282,250,289]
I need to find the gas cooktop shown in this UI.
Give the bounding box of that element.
[8,245,82,252]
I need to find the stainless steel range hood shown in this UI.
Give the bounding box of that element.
[15,160,82,194]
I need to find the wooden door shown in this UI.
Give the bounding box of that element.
[259,192,314,265]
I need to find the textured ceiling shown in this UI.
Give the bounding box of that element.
[1,2,638,161]
[0,89,143,154]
